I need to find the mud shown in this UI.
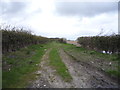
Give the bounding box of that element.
[28,49,74,88]
[28,48,119,88]
[59,49,119,88]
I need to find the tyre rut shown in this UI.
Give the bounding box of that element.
[59,48,119,88]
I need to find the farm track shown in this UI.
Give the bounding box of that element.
[59,49,119,88]
[28,48,74,88]
[28,47,119,88]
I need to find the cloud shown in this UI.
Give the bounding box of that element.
[0,1,27,16]
[0,1,29,25]
[55,2,118,17]
[0,1,42,26]
[74,13,118,36]
[0,0,118,40]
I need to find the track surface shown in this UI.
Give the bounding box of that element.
[28,48,119,88]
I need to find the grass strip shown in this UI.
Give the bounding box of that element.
[49,48,72,82]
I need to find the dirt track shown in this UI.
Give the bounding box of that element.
[28,48,119,88]
[59,49,119,88]
[66,40,81,47]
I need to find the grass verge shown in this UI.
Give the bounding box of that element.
[2,44,46,88]
[61,43,119,78]
[49,48,72,82]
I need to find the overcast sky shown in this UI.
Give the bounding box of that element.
[0,0,119,40]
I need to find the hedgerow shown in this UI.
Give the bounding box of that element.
[77,35,120,54]
[1,26,50,54]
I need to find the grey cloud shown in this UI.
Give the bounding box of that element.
[0,2,27,15]
[55,2,118,17]
[0,1,29,25]
[0,1,42,25]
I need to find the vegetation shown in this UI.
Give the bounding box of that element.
[49,44,72,82]
[50,38,67,43]
[1,26,67,54]
[2,27,50,54]
[77,35,120,78]
[2,25,119,87]
[77,35,120,54]
[58,38,67,43]
[61,43,120,78]
[2,40,119,88]
[1,25,67,88]
[2,43,48,88]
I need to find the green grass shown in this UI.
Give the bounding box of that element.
[49,48,72,82]
[62,43,119,62]
[2,44,47,88]
[106,70,120,77]
[3,41,119,87]
[107,65,120,77]
[60,43,119,78]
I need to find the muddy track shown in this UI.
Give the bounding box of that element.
[59,49,119,88]
[64,50,119,83]
[28,48,119,88]
[28,49,74,88]
[27,49,52,88]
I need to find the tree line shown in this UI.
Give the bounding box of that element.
[77,35,120,54]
